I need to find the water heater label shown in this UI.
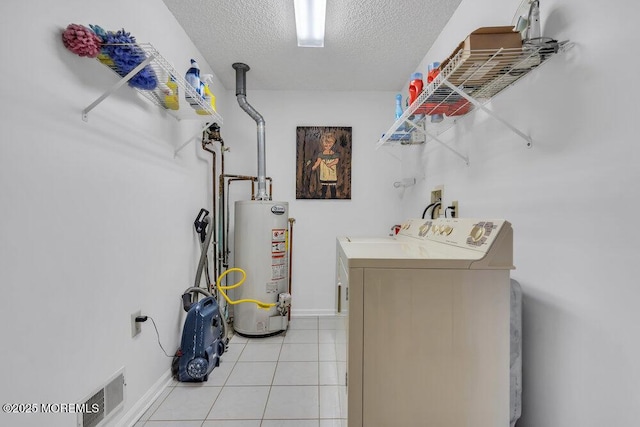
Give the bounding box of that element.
[272,229,286,241]
[271,205,286,215]
[271,263,286,280]
[271,228,287,280]
[266,282,278,294]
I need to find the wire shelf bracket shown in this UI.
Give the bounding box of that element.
[419,122,470,165]
[441,80,533,148]
[82,54,156,122]
[173,121,214,158]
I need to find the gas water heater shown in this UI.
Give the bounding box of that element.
[233,200,290,336]
[230,62,291,337]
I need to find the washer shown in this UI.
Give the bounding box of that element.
[336,217,516,427]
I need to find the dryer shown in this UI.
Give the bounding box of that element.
[336,217,516,427]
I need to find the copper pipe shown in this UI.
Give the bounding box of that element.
[201,138,217,284]
[222,174,257,180]
[218,174,276,268]
[218,174,231,267]
[220,174,256,267]
[228,178,256,184]
[201,123,225,280]
[217,143,226,280]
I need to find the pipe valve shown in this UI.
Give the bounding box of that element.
[277,293,292,316]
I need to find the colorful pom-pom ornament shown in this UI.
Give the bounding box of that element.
[100,28,158,90]
[88,24,108,42]
[62,24,102,58]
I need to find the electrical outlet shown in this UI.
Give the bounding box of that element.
[430,185,444,218]
[451,200,459,218]
[131,310,142,338]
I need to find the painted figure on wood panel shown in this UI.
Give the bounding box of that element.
[296,126,352,199]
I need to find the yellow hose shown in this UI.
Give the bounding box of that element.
[216,267,276,310]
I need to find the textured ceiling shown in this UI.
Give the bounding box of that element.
[161,0,463,91]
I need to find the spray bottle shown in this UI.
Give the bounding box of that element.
[197,74,217,115]
[185,59,202,109]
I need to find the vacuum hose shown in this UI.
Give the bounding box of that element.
[216,268,276,310]
[181,287,212,312]
[194,216,214,289]
[181,214,216,312]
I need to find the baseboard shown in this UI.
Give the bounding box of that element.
[291,308,337,317]
[114,368,173,427]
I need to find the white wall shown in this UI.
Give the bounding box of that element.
[220,89,402,315]
[4,0,634,425]
[0,1,226,426]
[400,0,640,425]
[0,2,402,425]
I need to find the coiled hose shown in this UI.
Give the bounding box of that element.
[216,267,276,310]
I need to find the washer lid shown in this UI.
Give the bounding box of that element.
[338,218,514,270]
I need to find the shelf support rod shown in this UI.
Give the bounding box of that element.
[406,119,470,166]
[173,121,214,157]
[442,80,533,148]
[422,130,470,166]
[82,54,157,122]
[379,146,402,161]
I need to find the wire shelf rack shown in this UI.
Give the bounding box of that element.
[83,43,223,125]
[377,39,570,158]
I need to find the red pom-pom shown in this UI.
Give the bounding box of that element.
[62,24,102,58]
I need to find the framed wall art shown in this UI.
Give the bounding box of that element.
[296,126,352,200]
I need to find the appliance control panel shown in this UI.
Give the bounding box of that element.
[397,218,508,252]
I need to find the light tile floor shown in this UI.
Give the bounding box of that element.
[135,316,348,427]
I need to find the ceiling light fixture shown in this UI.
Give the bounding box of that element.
[294,0,326,48]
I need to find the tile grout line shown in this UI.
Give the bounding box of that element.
[259,330,286,424]
[143,318,346,426]
[200,339,245,422]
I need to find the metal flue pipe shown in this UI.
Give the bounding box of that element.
[232,62,268,200]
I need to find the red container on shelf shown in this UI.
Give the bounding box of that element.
[427,62,440,83]
[408,72,423,106]
[407,65,473,118]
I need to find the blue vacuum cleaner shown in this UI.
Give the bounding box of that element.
[172,209,226,382]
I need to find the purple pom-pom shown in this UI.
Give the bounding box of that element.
[101,29,157,90]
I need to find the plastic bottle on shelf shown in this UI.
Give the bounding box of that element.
[164,75,180,110]
[156,68,170,96]
[196,85,212,115]
[206,84,216,111]
[185,59,202,109]
[395,93,403,120]
[196,74,217,115]
[408,72,423,106]
[426,62,440,84]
